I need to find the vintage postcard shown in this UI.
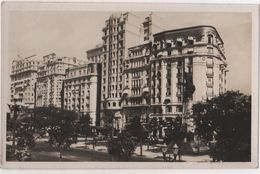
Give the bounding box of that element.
[0,2,259,169]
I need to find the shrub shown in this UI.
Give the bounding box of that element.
[107,132,137,161]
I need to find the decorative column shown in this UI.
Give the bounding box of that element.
[171,61,178,103]
[128,73,132,96]
[89,76,98,125]
[155,62,159,103]
[161,61,167,114]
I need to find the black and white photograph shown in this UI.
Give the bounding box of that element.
[0,2,259,169]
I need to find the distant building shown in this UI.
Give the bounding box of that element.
[86,44,103,63]
[35,53,82,108]
[63,63,102,125]
[10,55,39,108]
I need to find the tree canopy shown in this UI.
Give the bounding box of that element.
[192,91,251,161]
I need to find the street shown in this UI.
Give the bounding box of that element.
[13,138,211,162]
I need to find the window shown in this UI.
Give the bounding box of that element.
[176,106,183,112]
[177,41,182,47]
[113,102,116,107]
[166,106,172,113]
[208,35,213,44]
[188,39,194,45]
[208,48,213,54]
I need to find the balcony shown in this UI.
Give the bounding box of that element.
[142,86,149,93]
[122,88,130,95]
[187,48,194,53]
[102,26,108,32]
[206,71,214,78]
[206,82,213,88]
[206,62,214,68]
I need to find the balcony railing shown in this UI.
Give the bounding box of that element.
[206,71,214,77]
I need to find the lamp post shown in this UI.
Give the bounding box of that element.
[8,95,20,147]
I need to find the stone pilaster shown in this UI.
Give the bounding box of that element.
[171,61,178,103]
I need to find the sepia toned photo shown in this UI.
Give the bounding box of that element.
[1,2,259,169]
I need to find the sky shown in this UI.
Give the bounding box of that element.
[7,11,252,94]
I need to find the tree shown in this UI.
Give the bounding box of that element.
[192,91,251,161]
[102,109,115,137]
[107,131,137,161]
[148,117,159,137]
[163,117,186,146]
[183,72,195,102]
[6,107,35,161]
[125,116,148,156]
[39,107,78,159]
[77,114,92,138]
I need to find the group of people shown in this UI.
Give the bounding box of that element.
[162,143,182,162]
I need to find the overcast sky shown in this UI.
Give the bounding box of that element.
[7,11,251,94]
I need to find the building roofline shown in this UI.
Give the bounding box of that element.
[153,25,224,44]
[66,62,100,71]
[86,45,103,53]
[128,41,152,50]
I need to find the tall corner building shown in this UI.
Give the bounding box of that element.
[35,53,82,108]
[10,55,39,108]
[100,12,145,127]
[149,25,228,126]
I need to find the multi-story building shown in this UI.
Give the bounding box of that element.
[122,42,152,123]
[10,55,39,108]
[36,53,82,108]
[100,12,145,128]
[63,63,101,125]
[149,25,227,130]
[86,44,103,63]
[142,13,171,42]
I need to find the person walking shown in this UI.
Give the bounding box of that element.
[173,144,179,162]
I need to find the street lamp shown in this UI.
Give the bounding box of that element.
[7,95,21,147]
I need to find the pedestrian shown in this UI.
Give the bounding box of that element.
[173,144,179,162]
